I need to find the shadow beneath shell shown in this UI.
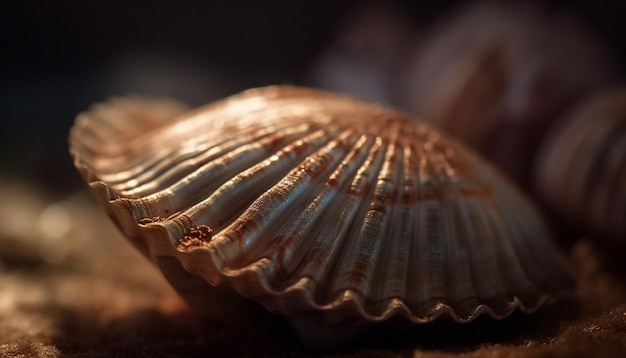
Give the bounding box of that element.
[150,256,587,354]
[349,298,582,353]
[46,303,309,357]
[38,250,585,356]
[40,292,583,357]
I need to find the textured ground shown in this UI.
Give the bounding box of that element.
[1,178,625,357]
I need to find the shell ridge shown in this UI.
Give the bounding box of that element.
[265,135,378,287]
[153,126,342,241]
[367,135,412,315]
[118,122,318,198]
[211,128,362,265]
[534,89,626,240]
[497,188,560,288]
[76,98,190,168]
[443,197,482,318]
[581,122,625,226]
[100,122,275,187]
[485,195,542,301]
[85,104,266,172]
[193,126,341,232]
[323,136,389,304]
[410,141,447,313]
[334,128,402,296]
[425,145,478,315]
[508,186,575,291]
[566,119,613,213]
[106,111,320,181]
[127,124,336,220]
[275,136,387,304]
[457,193,513,313]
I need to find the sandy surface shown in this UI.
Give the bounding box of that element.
[1,178,625,357]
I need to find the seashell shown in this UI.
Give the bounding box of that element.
[534,88,626,243]
[69,85,574,348]
[398,1,621,188]
[304,0,416,104]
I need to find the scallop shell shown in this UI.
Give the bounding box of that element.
[398,1,620,187]
[69,86,573,348]
[534,88,626,242]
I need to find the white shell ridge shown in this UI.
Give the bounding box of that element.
[70,86,574,347]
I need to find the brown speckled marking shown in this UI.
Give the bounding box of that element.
[138,216,164,225]
[266,130,296,153]
[325,177,340,188]
[177,225,213,250]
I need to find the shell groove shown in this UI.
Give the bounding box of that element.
[70,86,573,348]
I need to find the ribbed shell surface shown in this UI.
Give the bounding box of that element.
[534,88,626,241]
[70,86,573,347]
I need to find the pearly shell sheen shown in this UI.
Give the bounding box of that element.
[70,86,573,348]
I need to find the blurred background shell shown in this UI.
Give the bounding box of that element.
[533,88,626,243]
[397,1,622,189]
[304,1,416,104]
[69,86,574,348]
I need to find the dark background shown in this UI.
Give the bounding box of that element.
[1,0,625,196]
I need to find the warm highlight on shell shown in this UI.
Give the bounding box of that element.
[70,86,573,348]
